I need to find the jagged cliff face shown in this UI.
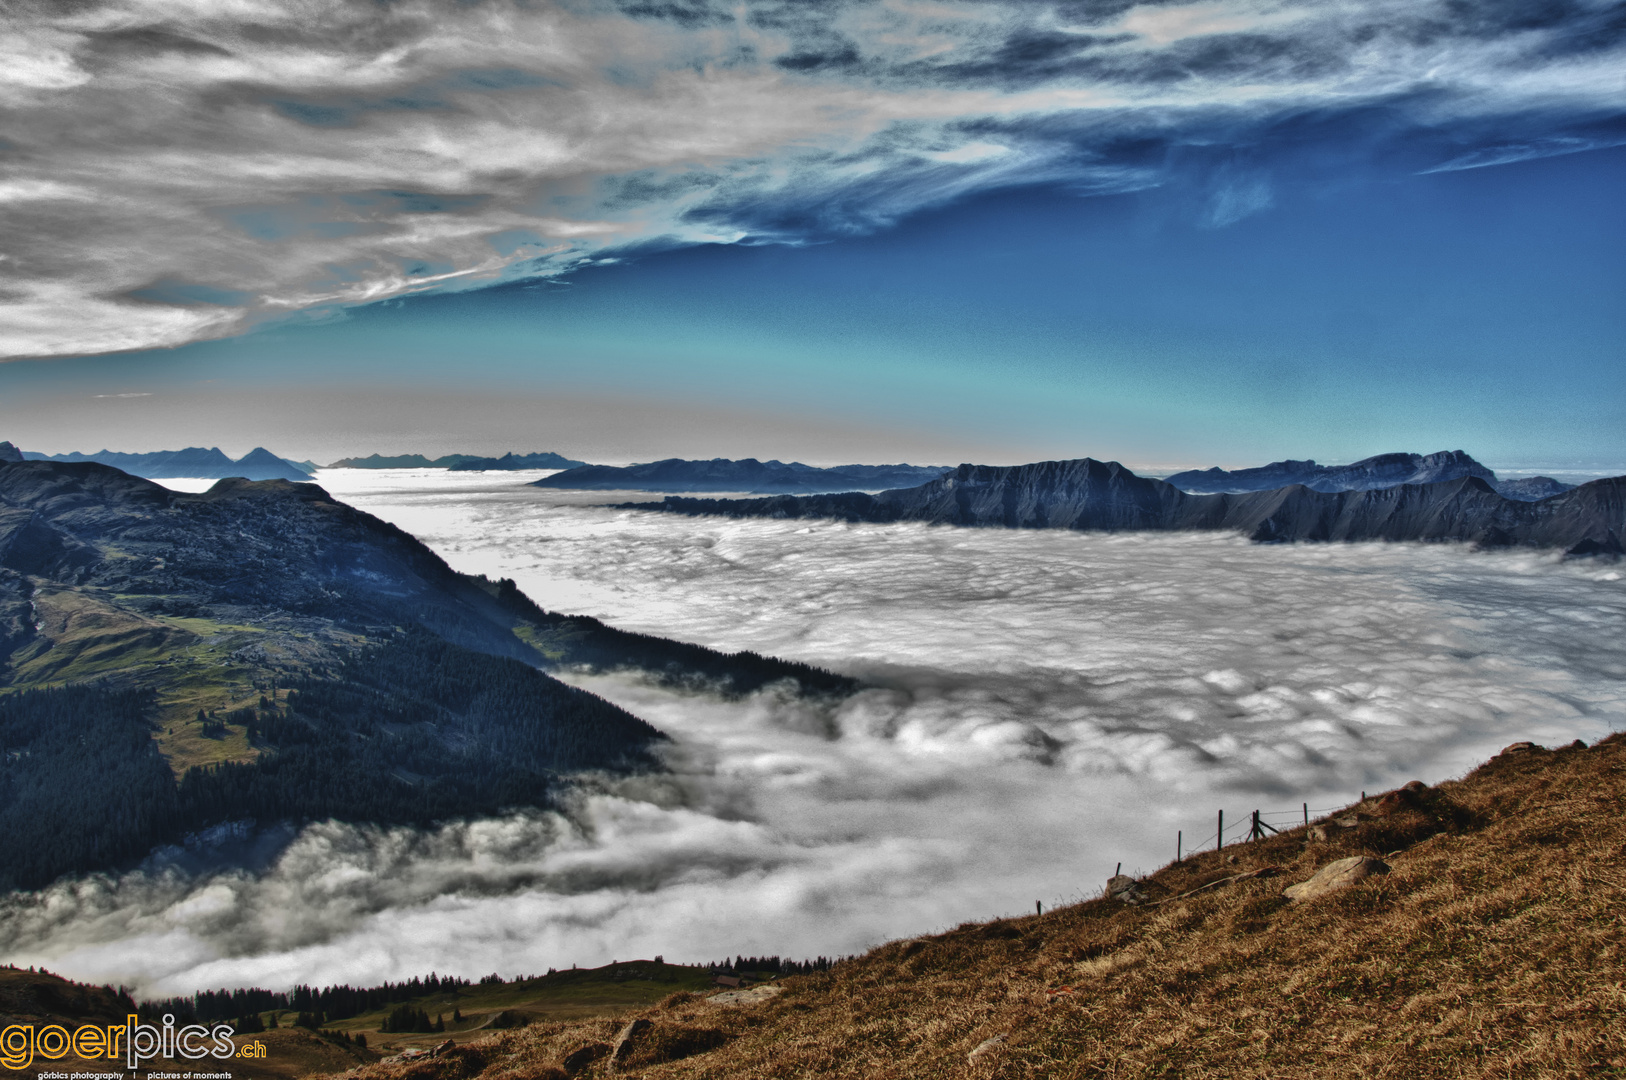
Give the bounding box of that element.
[629,458,1626,555]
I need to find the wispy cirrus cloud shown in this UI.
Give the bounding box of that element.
[1,0,1622,358]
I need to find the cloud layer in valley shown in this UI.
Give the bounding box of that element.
[2,0,1623,358]
[3,472,1621,997]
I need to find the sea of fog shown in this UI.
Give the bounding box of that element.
[4,468,1623,997]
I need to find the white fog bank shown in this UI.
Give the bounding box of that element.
[4,470,1620,997]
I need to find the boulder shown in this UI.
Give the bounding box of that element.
[1106,874,1147,904]
[1376,782,1427,815]
[610,1017,653,1068]
[1500,741,1540,755]
[1283,856,1389,902]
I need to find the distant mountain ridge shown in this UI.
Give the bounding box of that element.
[327,451,587,470]
[533,457,951,494]
[626,458,1625,555]
[22,445,312,482]
[1165,451,1573,501]
[448,451,587,471]
[326,452,485,469]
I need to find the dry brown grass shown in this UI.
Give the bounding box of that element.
[321,735,1626,1080]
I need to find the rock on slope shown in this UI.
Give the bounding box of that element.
[325,735,1626,1080]
[629,458,1625,554]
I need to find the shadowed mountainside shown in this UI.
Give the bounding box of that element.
[319,734,1626,1079]
[534,458,950,494]
[0,460,851,697]
[627,458,1625,554]
[0,459,853,888]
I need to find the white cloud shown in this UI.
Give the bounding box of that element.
[1114,2,1309,46]
[0,0,1619,358]
[4,474,1620,997]
[925,141,1011,163]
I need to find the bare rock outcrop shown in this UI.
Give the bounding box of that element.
[609,1017,653,1069]
[1283,856,1390,902]
[1106,874,1148,904]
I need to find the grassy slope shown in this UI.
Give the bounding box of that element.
[3,583,333,773]
[2,467,852,782]
[325,735,1626,1080]
[306,963,718,1056]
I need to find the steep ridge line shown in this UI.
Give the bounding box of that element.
[535,457,950,495]
[625,457,1626,554]
[1163,449,1574,501]
[0,459,855,698]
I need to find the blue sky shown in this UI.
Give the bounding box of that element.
[1,0,1622,470]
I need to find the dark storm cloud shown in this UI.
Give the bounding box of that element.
[1,0,1621,357]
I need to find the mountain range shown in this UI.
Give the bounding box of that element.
[0,457,850,889]
[19,444,314,482]
[626,458,1625,555]
[1164,450,1573,501]
[326,451,587,470]
[447,451,588,471]
[533,458,951,493]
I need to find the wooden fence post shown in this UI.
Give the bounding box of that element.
[1217,809,1223,850]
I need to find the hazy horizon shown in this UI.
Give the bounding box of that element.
[8,437,1626,484]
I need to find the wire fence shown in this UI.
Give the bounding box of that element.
[1170,797,1372,861]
